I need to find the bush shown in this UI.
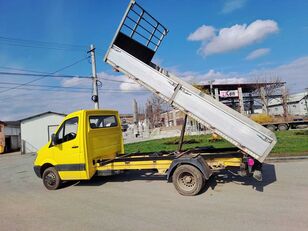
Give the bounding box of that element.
[295,130,308,136]
[250,114,273,124]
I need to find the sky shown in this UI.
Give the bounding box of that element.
[0,0,308,120]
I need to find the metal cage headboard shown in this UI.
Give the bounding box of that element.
[110,0,168,53]
[120,1,168,52]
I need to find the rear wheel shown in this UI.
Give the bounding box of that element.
[278,124,288,131]
[266,124,276,131]
[42,167,61,190]
[172,165,204,196]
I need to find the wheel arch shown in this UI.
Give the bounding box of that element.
[166,156,212,182]
[40,163,55,177]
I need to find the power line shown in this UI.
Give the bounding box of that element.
[0,81,92,90]
[98,76,138,84]
[0,35,87,51]
[0,69,140,85]
[0,85,147,92]
[0,85,148,101]
[0,66,50,74]
[0,42,87,52]
[0,56,90,94]
[0,86,89,93]
[0,81,146,92]
[0,71,90,79]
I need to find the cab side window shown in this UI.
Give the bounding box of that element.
[56,117,78,144]
[89,115,118,129]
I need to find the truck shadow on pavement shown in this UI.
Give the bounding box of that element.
[62,170,166,188]
[62,163,277,194]
[203,163,277,193]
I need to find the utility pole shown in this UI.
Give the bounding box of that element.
[88,44,99,109]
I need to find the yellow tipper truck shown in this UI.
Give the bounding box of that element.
[35,109,268,196]
[34,1,277,196]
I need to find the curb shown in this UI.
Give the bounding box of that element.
[265,156,308,162]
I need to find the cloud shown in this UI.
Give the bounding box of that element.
[0,71,150,120]
[246,48,270,60]
[61,77,90,87]
[187,25,215,41]
[97,71,145,92]
[211,78,246,84]
[188,20,278,56]
[175,56,308,94]
[119,78,144,91]
[252,56,308,93]
[175,69,246,85]
[222,0,247,14]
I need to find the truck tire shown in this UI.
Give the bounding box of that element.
[266,125,276,131]
[278,124,288,131]
[42,167,62,190]
[172,165,204,196]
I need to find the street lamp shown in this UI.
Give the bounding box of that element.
[208,80,215,98]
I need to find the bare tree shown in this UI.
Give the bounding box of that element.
[281,86,289,119]
[145,94,170,128]
[253,74,285,115]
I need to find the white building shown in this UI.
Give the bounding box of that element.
[268,92,308,116]
[20,112,66,154]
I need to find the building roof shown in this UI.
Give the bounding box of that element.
[3,121,20,127]
[20,111,67,122]
[196,82,286,92]
[268,92,307,107]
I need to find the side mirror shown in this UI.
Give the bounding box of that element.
[51,134,58,145]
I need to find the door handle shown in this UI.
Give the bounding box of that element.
[72,146,79,149]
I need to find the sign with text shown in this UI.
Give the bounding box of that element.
[219,90,239,98]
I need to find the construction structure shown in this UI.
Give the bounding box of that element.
[196,82,286,115]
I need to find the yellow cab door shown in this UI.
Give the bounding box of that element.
[50,115,84,180]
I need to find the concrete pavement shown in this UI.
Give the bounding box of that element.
[0,152,308,231]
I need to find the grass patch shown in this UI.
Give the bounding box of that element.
[124,130,308,157]
[163,137,200,145]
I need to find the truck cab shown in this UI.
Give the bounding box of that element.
[34,109,124,189]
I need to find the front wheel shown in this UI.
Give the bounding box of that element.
[172,165,204,196]
[42,167,62,190]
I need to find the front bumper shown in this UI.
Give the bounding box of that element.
[33,166,41,178]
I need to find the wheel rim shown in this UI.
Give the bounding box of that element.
[177,172,196,191]
[44,171,56,187]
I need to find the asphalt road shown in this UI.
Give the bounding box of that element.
[0,152,308,231]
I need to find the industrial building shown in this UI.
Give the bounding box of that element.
[20,111,66,154]
[0,120,21,153]
[0,121,4,153]
[268,92,308,116]
[3,121,21,152]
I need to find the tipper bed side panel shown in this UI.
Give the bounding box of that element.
[105,47,276,162]
[104,0,277,162]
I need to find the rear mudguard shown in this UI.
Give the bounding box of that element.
[166,155,212,182]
